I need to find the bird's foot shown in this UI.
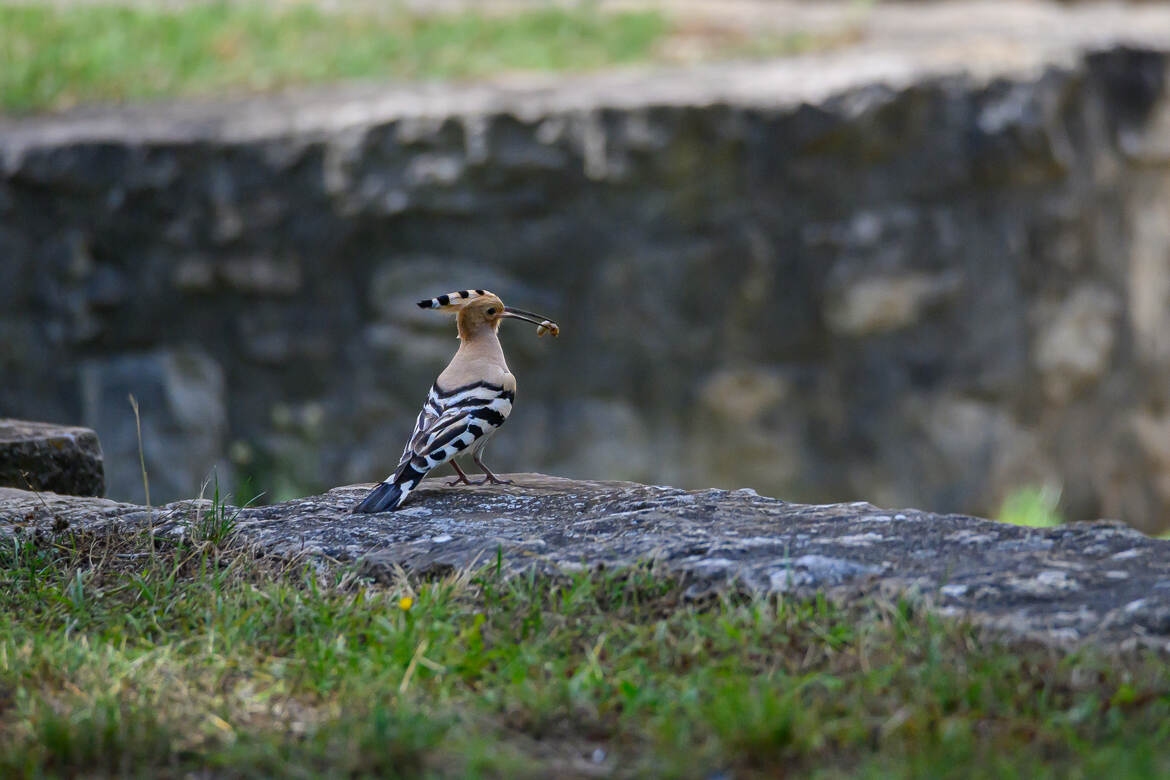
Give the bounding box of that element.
[481,475,514,486]
[447,462,477,486]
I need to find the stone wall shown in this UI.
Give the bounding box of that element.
[2,47,1170,530]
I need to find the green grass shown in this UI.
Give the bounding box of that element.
[0,2,668,113]
[997,485,1065,528]
[3,530,1170,777]
[996,485,1170,538]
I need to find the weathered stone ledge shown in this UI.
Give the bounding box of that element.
[3,473,1168,652]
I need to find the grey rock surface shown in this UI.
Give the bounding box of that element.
[2,28,1170,532]
[0,419,104,497]
[2,473,1169,651]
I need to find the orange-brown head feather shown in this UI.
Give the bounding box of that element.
[417,289,559,341]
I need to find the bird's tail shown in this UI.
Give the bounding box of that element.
[353,463,426,513]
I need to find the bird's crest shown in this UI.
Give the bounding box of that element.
[417,289,493,311]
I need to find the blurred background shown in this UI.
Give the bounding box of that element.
[2,0,1170,532]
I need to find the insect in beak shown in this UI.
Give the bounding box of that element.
[501,307,560,337]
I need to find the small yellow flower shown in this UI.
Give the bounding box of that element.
[399,596,414,611]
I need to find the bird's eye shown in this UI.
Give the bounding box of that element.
[487,308,497,315]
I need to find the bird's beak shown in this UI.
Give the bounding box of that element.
[501,307,559,336]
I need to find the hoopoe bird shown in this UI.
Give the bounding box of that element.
[354,289,559,513]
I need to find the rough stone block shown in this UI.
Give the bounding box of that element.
[3,473,1170,651]
[0,419,104,497]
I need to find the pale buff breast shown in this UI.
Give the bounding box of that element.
[436,328,516,393]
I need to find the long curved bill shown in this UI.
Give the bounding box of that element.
[502,307,560,337]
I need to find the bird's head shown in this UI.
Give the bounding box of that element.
[417,289,559,340]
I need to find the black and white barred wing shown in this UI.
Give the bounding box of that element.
[353,381,513,513]
[398,388,441,465]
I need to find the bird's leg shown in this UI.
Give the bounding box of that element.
[447,461,476,487]
[472,450,513,485]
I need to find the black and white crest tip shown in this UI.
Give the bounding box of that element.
[417,289,490,309]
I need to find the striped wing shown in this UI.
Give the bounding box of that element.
[395,380,513,475]
[355,379,514,513]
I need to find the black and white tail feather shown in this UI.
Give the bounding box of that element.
[353,380,514,513]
